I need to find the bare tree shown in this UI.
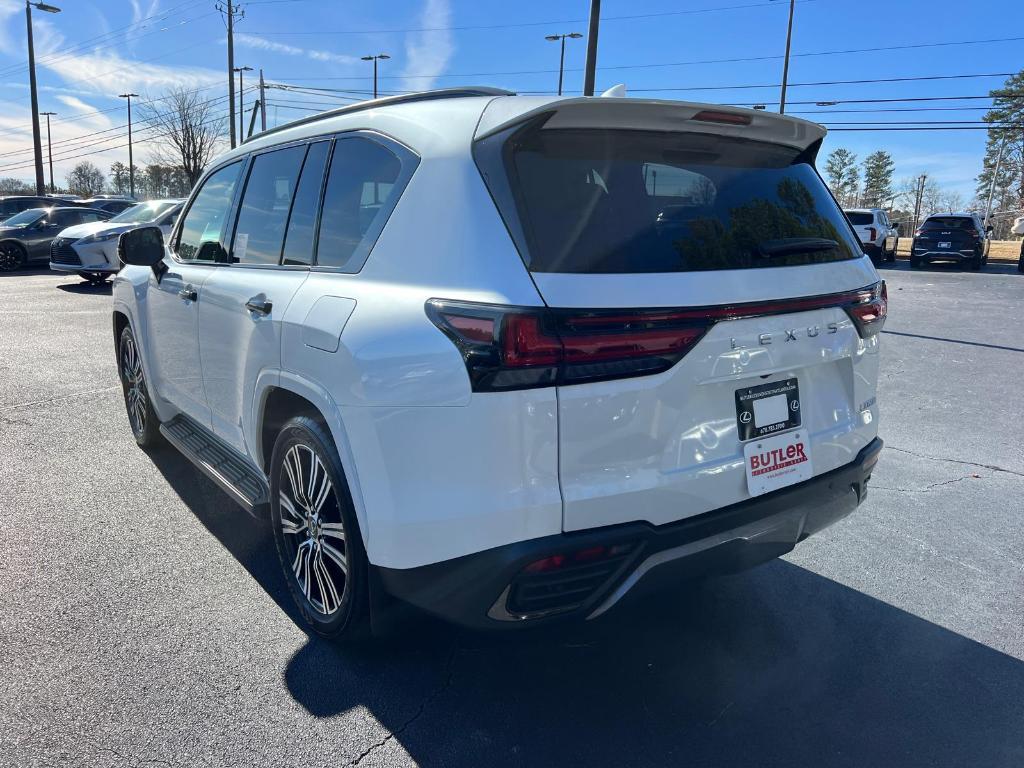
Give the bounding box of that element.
[66,161,106,196]
[142,86,224,189]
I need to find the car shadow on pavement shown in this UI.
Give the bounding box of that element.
[149,447,1024,767]
[0,266,52,278]
[881,260,1021,276]
[56,280,112,294]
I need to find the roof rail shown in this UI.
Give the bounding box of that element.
[244,87,516,144]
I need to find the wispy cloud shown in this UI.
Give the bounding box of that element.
[0,0,21,57]
[235,32,359,67]
[400,0,454,91]
[32,19,221,94]
[56,95,112,128]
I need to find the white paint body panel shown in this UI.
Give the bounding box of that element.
[113,92,881,573]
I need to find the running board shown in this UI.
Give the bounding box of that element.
[160,415,270,518]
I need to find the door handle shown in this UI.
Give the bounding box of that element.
[177,285,197,302]
[245,296,273,316]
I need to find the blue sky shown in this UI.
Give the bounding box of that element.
[0,0,1020,199]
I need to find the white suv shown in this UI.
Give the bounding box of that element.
[844,208,897,264]
[113,88,885,639]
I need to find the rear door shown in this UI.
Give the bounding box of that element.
[477,116,883,531]
[198,140,329,455]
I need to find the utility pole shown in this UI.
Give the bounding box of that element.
[778,0,796,114]
[258,68,267,132]
[218,2,241,149]
[582,0,600,96]
[360,54,390,99]
[544,32,583,96]
[26,2,61,195]
[912,173,927,235]
[119,93,138,198]
[40,111,56,193]
[234,66,252,141]
[983,139,1007,231]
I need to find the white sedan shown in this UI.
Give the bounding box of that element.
[49,199,183,284]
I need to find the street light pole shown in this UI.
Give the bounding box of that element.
[25,1,61,195]
[778,0,796,114]
[544,32,583,96]
[40,111,56,193]
[234,66,252,141]
[360,54,390,99]
[118,93,138,198]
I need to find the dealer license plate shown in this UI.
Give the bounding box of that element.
[744,429,813,497]
[735,378,801,441]
[938,241,951,249]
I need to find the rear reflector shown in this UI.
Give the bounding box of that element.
[427,282,886,392]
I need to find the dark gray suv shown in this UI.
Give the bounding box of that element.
[910,213,991,270]
[0,207,111,271]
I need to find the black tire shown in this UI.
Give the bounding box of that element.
[118,325,162,447]
[78,271,110,284]
[0,241,26,272]
[1018,245,1023,273]
[969,252,982,271]
[886,240,897,262]
[270,415,369,641]
[910,257,923,269]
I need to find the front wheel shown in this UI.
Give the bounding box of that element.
[0,241,26,272]
[118,325,162,447]
[79,271,110,284]
[270,416,369,641]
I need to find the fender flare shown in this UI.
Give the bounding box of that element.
[251,370,371,550]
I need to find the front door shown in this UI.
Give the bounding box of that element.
[199,140,328,455]
[147,160,245,426]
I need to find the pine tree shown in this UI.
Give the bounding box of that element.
[824,148,859,207]
[861,151,895,208]
[975,70,1024,236]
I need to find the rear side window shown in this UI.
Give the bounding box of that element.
[232,145,306,264]
[845,211,874,225]
[281,141,330,266]
[176,162,243,262]
[315,137,404,271]
[921,216,974,230]
[491,128,859,273]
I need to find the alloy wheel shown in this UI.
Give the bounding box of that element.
[0,243,23,271]
[121,332,148,435]
[278,444,348,616]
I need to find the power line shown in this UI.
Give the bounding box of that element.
[247,0,820,36]
[273,35,1024,82]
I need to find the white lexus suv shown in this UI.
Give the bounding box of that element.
[113,88,884,639]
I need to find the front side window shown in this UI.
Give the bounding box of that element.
[315,137,404,270]
[498,128,860,273]
[231,145,306,264]
[176,162,243,262]
[52,209,82,227]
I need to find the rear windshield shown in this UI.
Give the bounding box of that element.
[845,211,874,225]
[921,216,974,230]
[492,127,859,273]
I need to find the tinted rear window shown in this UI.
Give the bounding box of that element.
[921,217,974,230]
[495,128,859,273]
[845,211,874,225]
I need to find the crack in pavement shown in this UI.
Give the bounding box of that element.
[348,646,460,767]
[872,475,976,494]
[0,386,119,413]
[887,445,1024,478]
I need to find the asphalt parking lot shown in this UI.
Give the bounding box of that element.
[1,262,1022,767]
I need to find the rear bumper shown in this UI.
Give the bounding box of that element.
[377,437,883,630]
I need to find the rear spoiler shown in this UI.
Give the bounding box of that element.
[474,96,827,153]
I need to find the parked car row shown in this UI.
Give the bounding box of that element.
[0,194,136,219]
[0,197,182,282]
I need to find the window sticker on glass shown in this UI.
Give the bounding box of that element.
[234,232,248,262]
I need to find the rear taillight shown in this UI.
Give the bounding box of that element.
[914,229,923,237]
[845,281,887,337]
[866,227,877,242]
[426,300,710,391]
[427,282,886,392]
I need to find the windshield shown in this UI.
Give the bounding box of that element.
[845,211,874,225]
[110,201,177,224]
[1,209,45,228]
[493,127,859,273]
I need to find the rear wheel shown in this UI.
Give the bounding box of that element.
[910,256,923,269]
[270,415,369,641]
[969,252,983,271]
[118,325,162,447]
[0,241,26,272]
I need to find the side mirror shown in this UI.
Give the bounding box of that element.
[985,225,994,234]
[892,222,900,232]
[119,225,165,267]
